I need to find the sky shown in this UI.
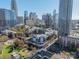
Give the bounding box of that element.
[0,0,79,19]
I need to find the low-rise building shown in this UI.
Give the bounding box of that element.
[26,34,47,48]
[30,49,52,59]
[26,27,56,48]
[59,35,79,48]
[71,20,79,30]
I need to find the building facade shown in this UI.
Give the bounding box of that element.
[53,10,57,30]
[42,14,53,28]
[0,9,16,31]
[24,11,28,25]
[71,20,79,30]
[11,0,18,16]
[60,36,79,49]
[58,0,73,36]
[29,12,37,20]
[17,16,24,24]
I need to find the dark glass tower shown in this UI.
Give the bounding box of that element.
[58,0,73,37]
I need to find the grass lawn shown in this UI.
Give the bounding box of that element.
[2,45,10,54]
[0,44,11,59]
[0,54,11,59]
[0,39,28,59]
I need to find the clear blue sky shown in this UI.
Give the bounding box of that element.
[0,0,79,19]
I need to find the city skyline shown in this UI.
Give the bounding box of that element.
[0,0,79,59]
[0,0,79,19]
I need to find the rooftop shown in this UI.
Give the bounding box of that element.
[70,30,79,38]
[30,49,52,59]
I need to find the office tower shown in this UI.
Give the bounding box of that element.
[42,14,53,28]
[53,10,57,29]
[17,16,24,24]
[25,12,38,26]
[0,9,16,31]
[29,12,37,20]
[58,0,73,36]
[24,11,28,25]
[11,0,18,16]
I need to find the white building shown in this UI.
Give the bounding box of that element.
[71,20,79,30]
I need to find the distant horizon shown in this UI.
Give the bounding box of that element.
[0,0,79,20]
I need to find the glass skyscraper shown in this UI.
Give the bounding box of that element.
[0,9,16,30]
[24,11,28,25]
[11,0,18,16]
[58,0,73,36]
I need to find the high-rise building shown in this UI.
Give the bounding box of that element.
[17,16,24,24]
[0,9,16,31]
[53,10,57,29]
[24,11,28,25]
[58,0,73,36]
[11,0,18,16]
[42,14,53,28]
[29,12,37,20]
